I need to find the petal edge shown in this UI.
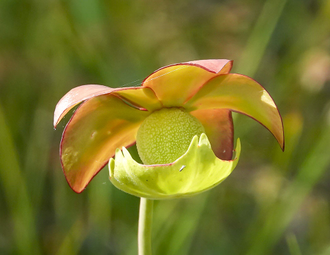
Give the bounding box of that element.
[186,74,284,150]
[141,59,233,107]
[61,94,149,193]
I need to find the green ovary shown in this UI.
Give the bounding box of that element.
[136,108,205,165]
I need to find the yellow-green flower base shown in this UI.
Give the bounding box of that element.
[109,133,241,199]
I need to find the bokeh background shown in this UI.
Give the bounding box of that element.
[1,0,330,254]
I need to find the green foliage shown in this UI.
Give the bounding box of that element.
[1,0,330,254]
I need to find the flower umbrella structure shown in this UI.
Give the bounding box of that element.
[54,59,284,198]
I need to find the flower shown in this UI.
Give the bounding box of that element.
[54,59,284,197]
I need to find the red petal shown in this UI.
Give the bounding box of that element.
[54,85,113,128]
[186,73,284,150]
[60,94,149,193]
[187,59,233,73]
[54,85,160,128]
[191,109,233,160]
[142,59,233,107]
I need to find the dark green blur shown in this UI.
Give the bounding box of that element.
[0,0,330,254]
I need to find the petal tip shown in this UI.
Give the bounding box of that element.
[187,59,233,74]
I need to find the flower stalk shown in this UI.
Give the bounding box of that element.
[138,197,154,255]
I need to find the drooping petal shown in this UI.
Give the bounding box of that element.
[109,134,241,199]
[185,74,284,149]
[190,109,233,160]
[61,94,149,193]
[54,85,160,128]
[142,59,233,107]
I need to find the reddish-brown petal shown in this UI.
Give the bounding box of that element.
[142,59,233,107]
[60,94,149,193]
[186,73,284,150]
[54,85,160,128]
[191,109,234,160]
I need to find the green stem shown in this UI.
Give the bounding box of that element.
[138,197,154,255]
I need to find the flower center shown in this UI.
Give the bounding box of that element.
[136,108,205,164]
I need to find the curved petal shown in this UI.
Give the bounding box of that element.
[114,87,162,111]
[186,59,233,73]
[109,134,241,199]
[190,109,233,160]
[61,94,149,193]
[142,59,233,107]
[54,85,113,127]
[54,85,160,128]
[185,73,284,150]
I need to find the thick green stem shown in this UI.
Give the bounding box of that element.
[138,197,154,255]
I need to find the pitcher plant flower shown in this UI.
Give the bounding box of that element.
[54,59,284,198]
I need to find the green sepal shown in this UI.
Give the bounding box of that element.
[109,133,241,199]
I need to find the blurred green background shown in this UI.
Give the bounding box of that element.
[1,0,330,254]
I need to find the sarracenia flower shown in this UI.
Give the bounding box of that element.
[54,59,284,198]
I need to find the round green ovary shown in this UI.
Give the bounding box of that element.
[136,108,205,164]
